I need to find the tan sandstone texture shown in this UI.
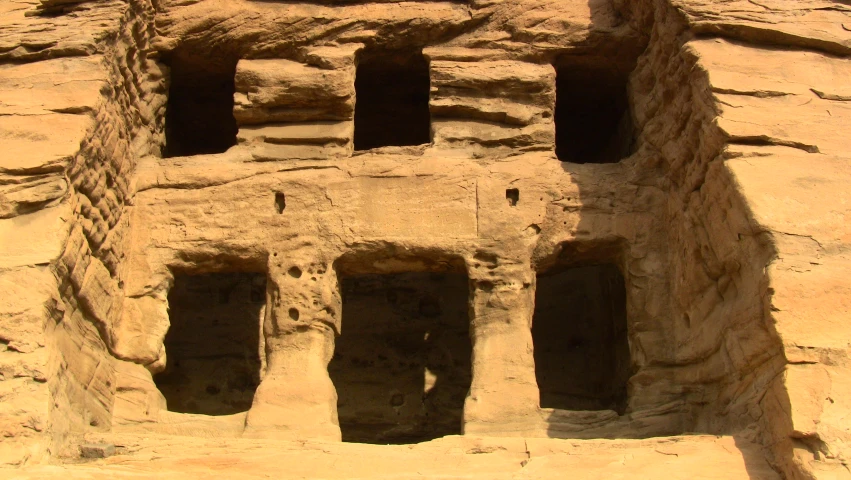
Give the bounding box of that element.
[0,0,850,478]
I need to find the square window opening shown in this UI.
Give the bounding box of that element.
[164,53,238,157]
[555,63,634,164]
[154,272,265,415]
[329,271,471,444]
[533,264,630,414]
[353,50,431,151]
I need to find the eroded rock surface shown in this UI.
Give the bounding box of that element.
[1,0,850,478]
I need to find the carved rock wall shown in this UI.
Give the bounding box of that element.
[0,0,166,462]
[0,0,849,478]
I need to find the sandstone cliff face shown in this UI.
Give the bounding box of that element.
[0,0,849,478]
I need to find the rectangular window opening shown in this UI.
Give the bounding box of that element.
[506,188,520,206]
[154,272,265,415]
[555,62,634,164]
[329,271,471,444]
[533,264,630,414]
[353,50,431,151]
[164,53,238,157]
[275,192,286,214]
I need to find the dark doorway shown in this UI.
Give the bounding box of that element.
[554,63,633,163]
[353,51,431,150]
[154,272,265,415]
[164,52,238,157]
[533,264,630,413]
[329,272,471,444]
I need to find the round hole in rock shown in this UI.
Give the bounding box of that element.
[288,308,300,320]
[288,266,303,278]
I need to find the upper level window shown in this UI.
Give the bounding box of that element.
[354,50,431,151]
[555,63,633,164]
[164,53,237,157]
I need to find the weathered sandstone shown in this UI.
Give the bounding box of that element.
[0,0,850,478]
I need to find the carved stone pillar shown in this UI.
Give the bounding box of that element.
[244,256,341,440]
[463,261,540,435]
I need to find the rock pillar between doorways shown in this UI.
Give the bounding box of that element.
[244,256,341,440]
[463,262,540,435]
